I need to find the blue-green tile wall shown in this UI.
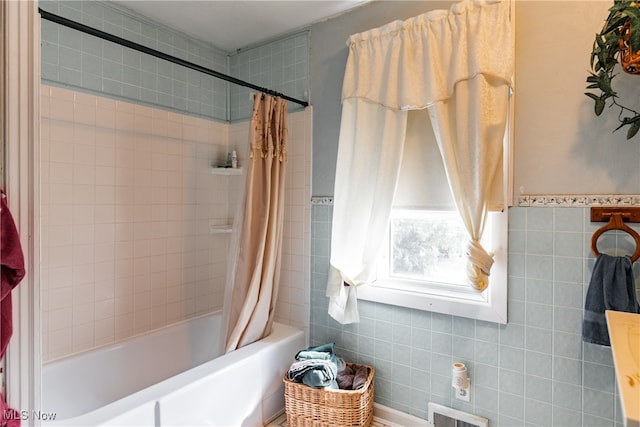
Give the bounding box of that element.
[40,0,227,120]
[228,32,309,121]
[311,204,630,427]
[40,0,228,120]
[39,1,309,122]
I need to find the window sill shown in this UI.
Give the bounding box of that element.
[358,209,509,324]
[357,281,507,324]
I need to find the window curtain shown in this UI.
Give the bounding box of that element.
[428,75,510,292]
[225,94,288,352]
[327,0,514,324]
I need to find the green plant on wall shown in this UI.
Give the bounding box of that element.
[586,0,640,139]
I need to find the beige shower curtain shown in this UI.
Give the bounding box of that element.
[225,94,288,353]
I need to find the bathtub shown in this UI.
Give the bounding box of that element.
[41,311,305,426]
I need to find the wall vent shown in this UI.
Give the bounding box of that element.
[428,403,489,427]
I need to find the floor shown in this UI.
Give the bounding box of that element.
[266,412,393,427]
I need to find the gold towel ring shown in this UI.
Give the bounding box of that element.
[591,212,640,262]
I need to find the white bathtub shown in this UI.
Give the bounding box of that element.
[41,312,305,426]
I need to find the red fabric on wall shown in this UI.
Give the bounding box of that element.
[0,191,25,359]
[0,392,20,427]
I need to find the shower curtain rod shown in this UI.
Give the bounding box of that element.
[38,8,309,108]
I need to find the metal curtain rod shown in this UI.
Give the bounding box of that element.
[38,8,309,108]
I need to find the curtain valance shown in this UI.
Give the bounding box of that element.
[341,0,513,110]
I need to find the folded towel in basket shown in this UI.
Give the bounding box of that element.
[337,364,354,389]
[288,342,341,389]
[336,363,369,390]
[352,364,369,390]
[288,359,338,389]
[294,342,337,361]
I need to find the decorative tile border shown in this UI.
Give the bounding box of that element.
[312,195,640,208]
[311,197,334,205]
[517,194,640,207]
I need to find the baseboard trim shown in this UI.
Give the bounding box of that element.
[373,403,430,427]
[272,401,431,426]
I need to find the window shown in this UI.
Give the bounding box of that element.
[358,210,508,323]
[356,109,509,324]
[384,210,470,295]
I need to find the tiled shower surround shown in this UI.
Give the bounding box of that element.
[38,0,311,364]
[40,85,311,361]
[311,204,629,427]
[40,85,230,361]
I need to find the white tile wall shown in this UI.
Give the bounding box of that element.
[41,86,312,361]
[277,109,312,341]
[41,85,231,361]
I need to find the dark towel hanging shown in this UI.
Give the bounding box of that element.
[582,253,640,346]
[0,191,26,359]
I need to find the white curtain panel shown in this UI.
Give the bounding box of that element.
[428,74,510,292]
[328,0,514,324]
[327,99,407,324]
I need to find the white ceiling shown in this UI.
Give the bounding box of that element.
[110,0,373,52]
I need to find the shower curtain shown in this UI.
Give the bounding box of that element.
[225,94,288,353]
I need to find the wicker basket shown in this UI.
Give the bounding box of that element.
[283,363,374,427]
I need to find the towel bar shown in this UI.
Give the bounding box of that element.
[591,207,640,223]
[590,207,640,262]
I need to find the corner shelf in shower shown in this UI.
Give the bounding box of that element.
[209,224,233,234]
[211,167,243,175]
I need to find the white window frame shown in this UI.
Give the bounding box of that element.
[357,209,508,323]
[357,89,514,325]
